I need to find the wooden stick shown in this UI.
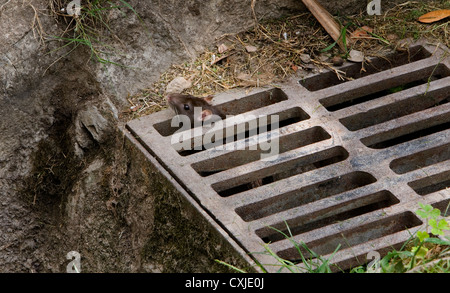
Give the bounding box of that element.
[301,0,348,51]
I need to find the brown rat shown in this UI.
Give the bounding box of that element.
[166,93,226,125]
[167,93,267,190]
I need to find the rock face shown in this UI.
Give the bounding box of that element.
[0,0,406,272]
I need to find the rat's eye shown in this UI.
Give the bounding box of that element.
[183,104,190,110]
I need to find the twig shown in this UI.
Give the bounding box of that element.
[28,1,46,47]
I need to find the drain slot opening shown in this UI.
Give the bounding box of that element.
[321,64,449,112]
[276,212,422,262]
[299,45,431,92]
[178,107,309,156]
[360,112,450,149]
[432,199,450,217]
[212,146,349,197]
[192,126,330,176]
[324,73,447,112]
[153,88,289,136]
[390,143,450,174]
[339,85,450,131]
[256,190,399,243]
[408,170,450,196]
[235,171,377,222]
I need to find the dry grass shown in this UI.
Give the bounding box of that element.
[122,1,450,121]
[347,1,449,49]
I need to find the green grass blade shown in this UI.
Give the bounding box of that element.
[214,259,247,273]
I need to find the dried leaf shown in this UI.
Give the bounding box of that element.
[350,26,373,38]
[418,9,450,23]
[361,26,373,33]
[300,53,311,64]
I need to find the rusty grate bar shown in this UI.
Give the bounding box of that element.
[126,40,450,272]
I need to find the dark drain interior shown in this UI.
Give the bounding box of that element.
[192,126,331,175]
[299,45,431,92]
[276,212,422,263]
[235,171,377,221]
[432,199,450,217]
[339,84,450,131]
[408,170,450,196]
[389,143,450,174]
[178,107,309,156]
[256,190,400,243]
[360,112,450,149]
[212,146,349,196]
[319,64,449,111]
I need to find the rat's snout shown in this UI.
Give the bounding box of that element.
[166,94,178,112]
[166,94,175,106]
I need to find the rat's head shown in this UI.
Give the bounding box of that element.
[166,93,224,124]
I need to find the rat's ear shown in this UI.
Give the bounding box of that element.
[199,109,213,121]
[203,95,214,104]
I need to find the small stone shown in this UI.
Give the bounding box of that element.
[245,45,258,53]
[332,56,344,66]
[347,49,364,63]
[300,53,311,64]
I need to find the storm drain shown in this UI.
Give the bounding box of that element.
[126,40,450,272]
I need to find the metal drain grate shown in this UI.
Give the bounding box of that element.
[126,40,450,272]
